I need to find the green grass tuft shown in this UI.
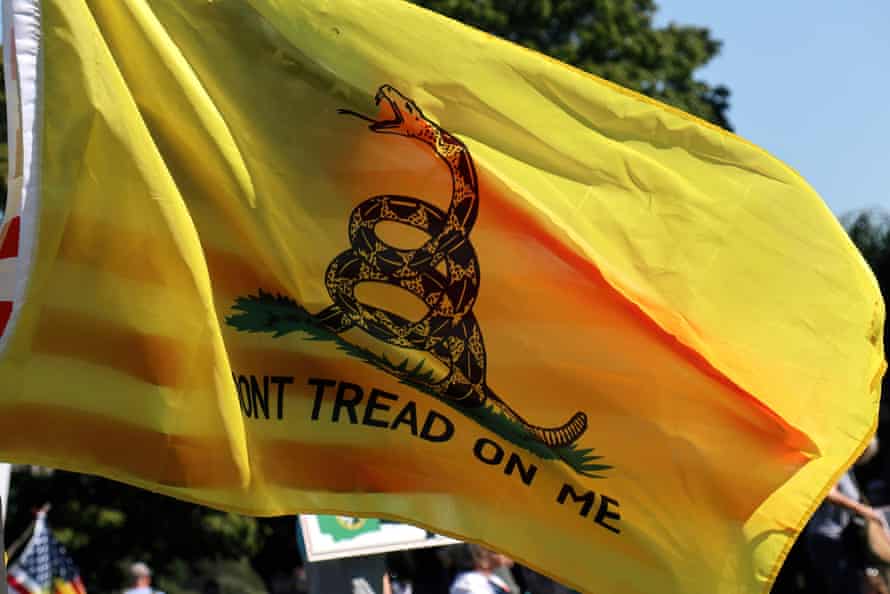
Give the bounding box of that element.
[226,291,610,478]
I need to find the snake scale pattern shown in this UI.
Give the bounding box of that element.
[316,85,587,448]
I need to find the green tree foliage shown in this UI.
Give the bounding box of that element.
[6,470,276,593]
[410,0,733,129]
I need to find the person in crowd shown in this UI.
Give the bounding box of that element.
[385,550,416,594]
[449,544,512,594]
[391,547,453,594]
[513,565,579,594]
[123,562,165,594]
[803,438,885,594]
[491,553,520,594]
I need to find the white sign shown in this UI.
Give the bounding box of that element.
[299,514,458,562]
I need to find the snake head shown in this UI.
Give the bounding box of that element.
[368,85,427,137]
[338,85,431,138]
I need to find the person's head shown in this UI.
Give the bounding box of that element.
[454,544,501,573]
[129,562,152,588]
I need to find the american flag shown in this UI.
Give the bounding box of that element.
[6,512,87,594]
[0,18,26,343]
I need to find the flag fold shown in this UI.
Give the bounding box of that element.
[0,1,884,593]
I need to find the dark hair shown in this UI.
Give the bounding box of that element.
[452,544,495,572]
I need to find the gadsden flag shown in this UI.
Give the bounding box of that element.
[0,1,884,593]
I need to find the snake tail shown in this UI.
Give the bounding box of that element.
[484,386,588,448]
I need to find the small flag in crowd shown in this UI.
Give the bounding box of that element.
[7,511,87,594]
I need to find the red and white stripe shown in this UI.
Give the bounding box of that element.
[0,0,42,346]
[7,567,42,594]
[0,216,19,336]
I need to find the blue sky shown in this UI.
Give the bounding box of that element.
[655,1,890,218]
[2,5,886,217]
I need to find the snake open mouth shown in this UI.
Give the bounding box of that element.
[369,86,404,131]
[337,86,413,131]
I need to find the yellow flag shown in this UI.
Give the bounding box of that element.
[0,1,884,592]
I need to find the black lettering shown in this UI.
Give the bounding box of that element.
[504,453,538,486]
[232,373,243,414]
[237,375,252,417]
[595,495,621,534]
[308,378,336,420]
[473,438,504,465]
[420,410,454,442]
[363,388,397,428]
[556,484,596,518]
[390,401,419,436]
[251,375,270,419]
[333,381,364,423]
[271,376,294,419]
